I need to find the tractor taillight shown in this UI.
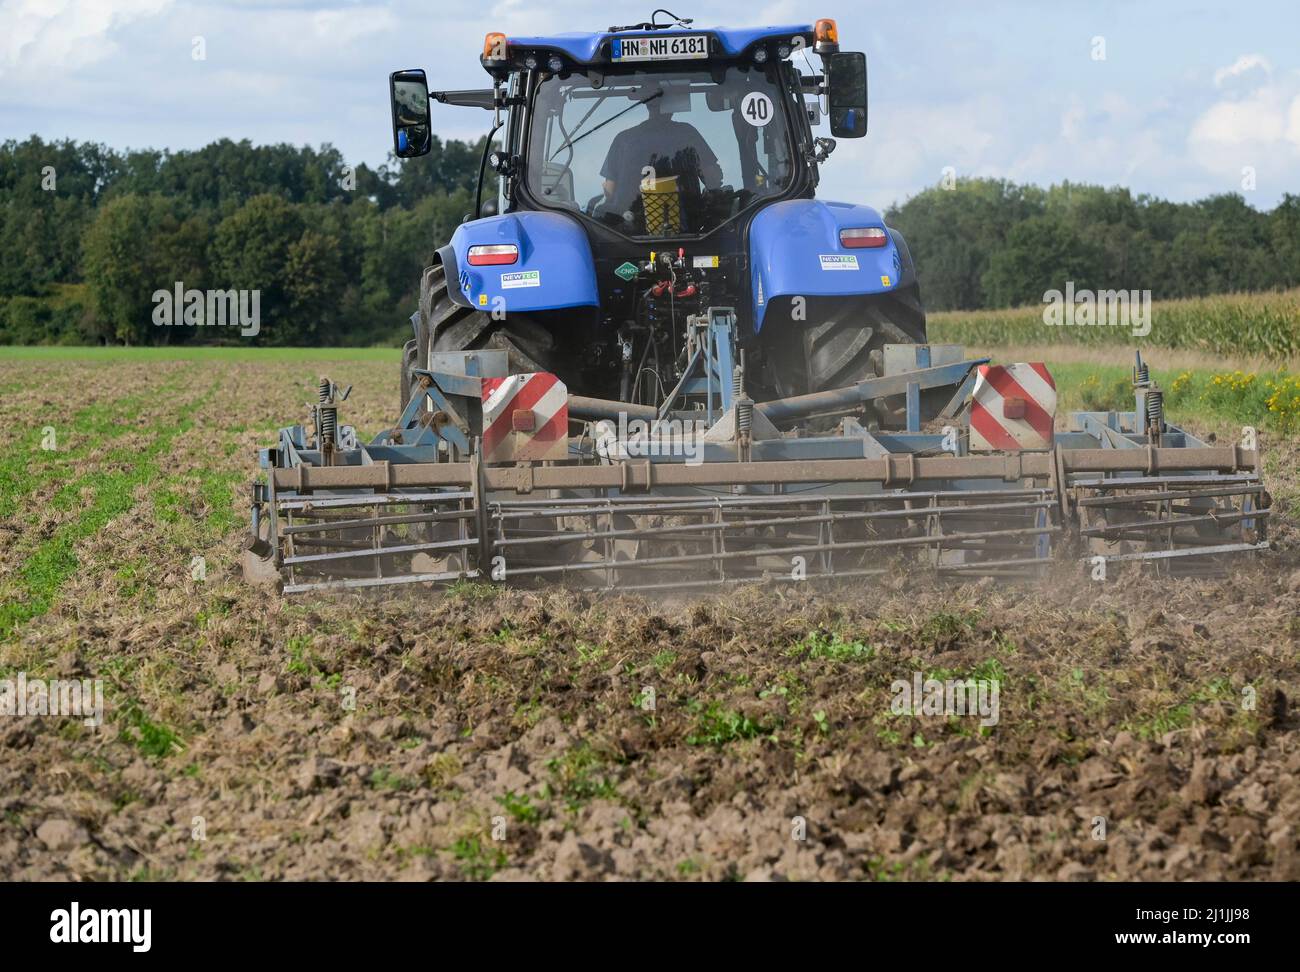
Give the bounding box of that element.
[840,227,887,249]
[815,18,839,53]
[483,32,507,61]
[467,244,518,266]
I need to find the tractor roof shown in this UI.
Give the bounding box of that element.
[481,23,828,75]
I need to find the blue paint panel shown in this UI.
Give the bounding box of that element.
[748,199,904,332]
[501,25,814,64]
[450,211,598,313]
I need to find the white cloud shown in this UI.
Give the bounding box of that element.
[1213,53,1271,88]
[1187,56,1300,196]
[0,0,173,79]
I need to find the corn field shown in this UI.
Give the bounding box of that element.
[929,289,1300,360]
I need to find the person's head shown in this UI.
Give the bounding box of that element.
[639,81,690,120]
[641,82,668,119]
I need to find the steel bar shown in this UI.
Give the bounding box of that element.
[273,446,1255,494]
[284,536,476,566]
[281,507,474,535]
[1087,541,1269,564]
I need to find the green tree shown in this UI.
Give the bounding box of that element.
[210,194,306,343]
[982,212,1106,308]
[81,194,209,344]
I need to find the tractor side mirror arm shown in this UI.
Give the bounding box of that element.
[430,88,498,110]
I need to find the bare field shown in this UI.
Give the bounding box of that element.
[2,350,1299,881]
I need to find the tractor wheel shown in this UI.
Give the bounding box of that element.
[399,338,419,413]
[767,286,928,398]
[421,263,559,376]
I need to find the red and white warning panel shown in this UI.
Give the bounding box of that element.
[969,363,1057,451]
[481,373,569,464]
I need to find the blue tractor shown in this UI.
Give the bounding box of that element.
[390,12,926,416]
[243,12,1269,592]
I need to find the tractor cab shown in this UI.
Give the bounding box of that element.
[393,16,864,232]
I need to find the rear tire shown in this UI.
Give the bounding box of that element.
[421,264,559,376]
[766,286,928,398]
[399,338,419,412]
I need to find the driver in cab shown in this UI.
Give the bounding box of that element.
[599,82,723,219]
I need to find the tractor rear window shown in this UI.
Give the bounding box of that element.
[527,64,795,238]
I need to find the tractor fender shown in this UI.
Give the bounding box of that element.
[749,199,908,333]
[442,211,599,314]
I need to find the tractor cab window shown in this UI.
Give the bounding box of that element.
[528,64,794,238]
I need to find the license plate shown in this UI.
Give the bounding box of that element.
[612,34,709,62]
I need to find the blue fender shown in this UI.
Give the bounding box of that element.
[749,199,905,332]
[442,211,599,313]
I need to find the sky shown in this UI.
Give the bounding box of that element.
[2,0,1298,209]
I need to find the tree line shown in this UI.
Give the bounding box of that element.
[0,135,484,345]
[1,134,1297,345]
[886,178,1300,312]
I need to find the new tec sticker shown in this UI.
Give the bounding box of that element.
[819,255,860,271]
[501,270,541,289]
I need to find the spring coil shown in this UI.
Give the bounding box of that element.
[317,377,336,445]
[1146,388,1164,432]
[1134,362,1150,385]
[737,395,753,435]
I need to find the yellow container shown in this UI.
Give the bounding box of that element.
[640,175,681,235]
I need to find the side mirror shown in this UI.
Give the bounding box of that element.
[390,69,432,158]
[825,52,867,138]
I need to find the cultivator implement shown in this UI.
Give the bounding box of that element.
[246,315,1269,594]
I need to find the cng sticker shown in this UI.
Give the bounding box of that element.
[819,254,859,271]
[880,275,892,287]
[501,270,541,289]
[478,293,489,306]
[614,262,639,281]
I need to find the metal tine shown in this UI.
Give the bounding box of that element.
[488,488,1053,520]
[284,536,476,566]
[505,524,1056,579]
[1088,541,1268,565]
[491,504,1050,551]
[276,490,474,510]
[556,566,895,594]
[491,497,1054,549]
[1077,486,1264,508]
[284,568,483,595]
[282,507,475,535]
[1081,508,1269,538]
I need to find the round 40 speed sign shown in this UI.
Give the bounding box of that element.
[740,92,773,126]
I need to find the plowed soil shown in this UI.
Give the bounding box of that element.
[2,353,1298,881]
